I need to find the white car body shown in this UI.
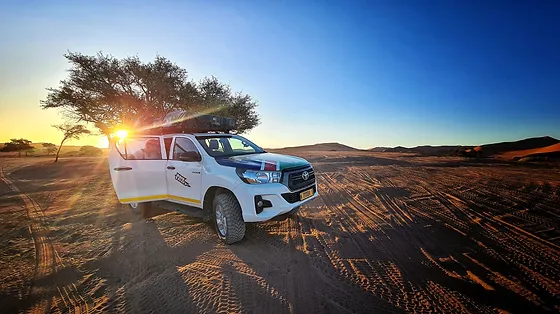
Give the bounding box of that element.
[108,133,319,224]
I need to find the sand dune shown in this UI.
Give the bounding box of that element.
[367,136,560,159]
[497,142,560,160]
[476,136,559,157]
[270,142,359,152]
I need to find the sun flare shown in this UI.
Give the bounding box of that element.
[98,136,109,148]
[115,130,128,140]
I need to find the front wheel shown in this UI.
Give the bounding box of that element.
[213,193,245,244]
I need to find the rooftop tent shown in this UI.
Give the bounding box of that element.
[133,110,236,135]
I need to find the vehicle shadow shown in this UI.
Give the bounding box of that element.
[17,206,215,313]
[87,211,215,313]
[228,219,408,314]
[227,207,549,314]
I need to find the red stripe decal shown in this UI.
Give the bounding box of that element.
[263,161,276,171]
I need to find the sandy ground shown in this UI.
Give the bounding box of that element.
[1,152,559,313]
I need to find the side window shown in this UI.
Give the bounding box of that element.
[115,140,127,157]
[173,138,200,160]
[205,138,225,153]
[164,137,173,159]
[115,137,163,160]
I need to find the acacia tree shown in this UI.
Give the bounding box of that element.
[40,51,260,135]
[53,123,91,162]
[42,143,57,156]
[79,145,103,156]
[2,139,34,157]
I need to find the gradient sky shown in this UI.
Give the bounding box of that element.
[1,0,559,149]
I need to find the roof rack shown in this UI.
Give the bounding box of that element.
[134,113,236,135]
[137,127,233,135]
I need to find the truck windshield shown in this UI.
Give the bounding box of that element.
[195,135,265,157]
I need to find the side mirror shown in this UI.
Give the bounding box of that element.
[178,151,201,162]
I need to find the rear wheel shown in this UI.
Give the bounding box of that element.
[213,192,245,244]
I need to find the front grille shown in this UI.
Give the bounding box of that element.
[282,184,316,204]
[286,167,315,191]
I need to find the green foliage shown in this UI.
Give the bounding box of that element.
[52,123,92,162]
[24,148,36,157]
[53,123,91,141]
[1,138,34,157]
[42,143,57,155]
[40,51,260,135]
[79,145,103,156]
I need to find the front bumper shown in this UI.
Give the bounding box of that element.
[233,181,319,222]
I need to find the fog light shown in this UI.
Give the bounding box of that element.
[254,195,272,214]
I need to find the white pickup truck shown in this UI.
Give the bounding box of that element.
[108,131,318,244]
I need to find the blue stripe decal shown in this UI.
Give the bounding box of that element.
[215,158,262,170]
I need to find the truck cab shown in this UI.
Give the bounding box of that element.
[108,131,318,244]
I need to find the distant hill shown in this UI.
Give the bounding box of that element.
[366,136,560,160]
[371,145,471,156]
[380,146,414,153]
[369,147,392,152]
[475,136,559,157]
[270,136,560,159]
[415,145,471,156]
[271,142,360,152]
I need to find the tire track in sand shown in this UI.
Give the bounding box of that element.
[318,171,498,313]
[407,172,560,307]
[0,163,88,314]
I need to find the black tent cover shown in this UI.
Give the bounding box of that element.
[133,110,236,135]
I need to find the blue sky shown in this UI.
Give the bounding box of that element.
[1,0,559,148]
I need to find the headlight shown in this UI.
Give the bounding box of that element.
[236,168,281,184]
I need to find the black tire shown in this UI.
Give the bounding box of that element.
[213,192,245,244]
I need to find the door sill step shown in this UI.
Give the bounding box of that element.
[152,200,204,218]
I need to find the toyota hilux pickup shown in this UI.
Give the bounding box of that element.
[108,118,319,244]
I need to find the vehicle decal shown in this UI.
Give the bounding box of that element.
[215,152,309,171]
[119,194,168,203]
[119,194,200,204]
[215,158,262,170]
[260,160,279,171]
[174,172,191,187]
[168,195,199,204]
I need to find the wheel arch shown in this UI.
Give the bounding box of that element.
[203,185,239,222]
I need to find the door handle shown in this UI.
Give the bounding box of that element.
[114,167,132,171]
[167,166,176,170]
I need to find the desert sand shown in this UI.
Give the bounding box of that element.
[497,143,560,160]
[1,152,559,313]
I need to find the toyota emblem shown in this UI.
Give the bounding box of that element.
[302,171,309,180]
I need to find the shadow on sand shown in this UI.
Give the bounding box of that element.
[18,207,214,313]
[14,199,552,314]
[7,158,557,313]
